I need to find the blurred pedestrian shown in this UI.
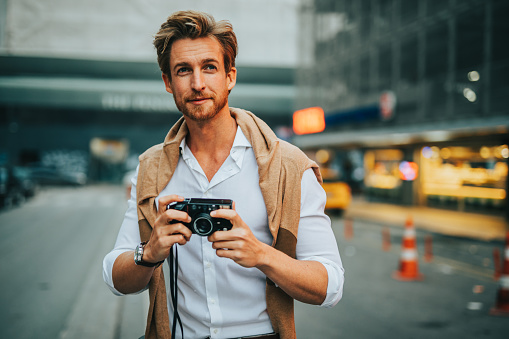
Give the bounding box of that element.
[103,10,344,339]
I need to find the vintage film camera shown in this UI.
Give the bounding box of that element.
[166,198,233,236]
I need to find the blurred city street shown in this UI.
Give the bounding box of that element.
[1,185,507,339]
[1,0,508,338]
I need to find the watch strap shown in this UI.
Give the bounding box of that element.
[134,241,164,267]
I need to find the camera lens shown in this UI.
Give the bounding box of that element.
[193,213,214,236]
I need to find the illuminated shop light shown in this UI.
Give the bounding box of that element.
[501,146,509,159]
[365,173,401,189]
[463,88,477,102]
[399,161,419,181]
[480,146,491,159]
[423,183,506,200]
[316,149,330,164]
[422,146,433,159]
[468,70,480,82]
[440,147,451,159]
[431,146,441,159]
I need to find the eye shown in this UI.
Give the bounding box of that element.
[176,67,191,75]
[204,64,217,71]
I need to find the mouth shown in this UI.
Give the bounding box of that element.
[187,97,211,105]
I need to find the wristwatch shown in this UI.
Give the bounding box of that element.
[134,241,164,267]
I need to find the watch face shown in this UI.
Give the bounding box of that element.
[134,242,161,267]
[134,244,143,263]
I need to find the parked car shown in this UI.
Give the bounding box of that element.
[0,166,8,206]
[13,166,37,198]
[27,166,87,186]
[0,166,25,208]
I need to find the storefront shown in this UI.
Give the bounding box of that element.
[419,144,508,214]
[363,149,405,203]
[362,143,508,215]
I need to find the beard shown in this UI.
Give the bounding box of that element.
[174,89,229,122]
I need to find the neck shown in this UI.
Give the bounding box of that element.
[183,106,238,181]
[185,108,237,155]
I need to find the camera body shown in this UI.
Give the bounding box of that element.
[166,198,233,236]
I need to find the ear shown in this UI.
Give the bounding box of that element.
[162,73,173,94]
[226,67,237,91]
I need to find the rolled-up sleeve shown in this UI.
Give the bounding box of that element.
[296,168,345,308]
[102,166,144,296]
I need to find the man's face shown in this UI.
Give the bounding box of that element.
[162,37,236,122]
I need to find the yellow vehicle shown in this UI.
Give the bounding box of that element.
[320,167,352,212]
[322,180,352,212]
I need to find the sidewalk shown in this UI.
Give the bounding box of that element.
[344,198,508,242]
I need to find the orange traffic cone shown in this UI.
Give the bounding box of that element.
[490,231,509,316]
[382,227,391,252]
[392,216,424,281]
[493,248,501,281]
[424,235,433,263]
[344,217,353,241]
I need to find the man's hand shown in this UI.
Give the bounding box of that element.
[208,202,328,306]
[207,204,269,268]
[112,194,193,294]
[143,195,193,263]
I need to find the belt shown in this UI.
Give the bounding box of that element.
[205,333,279,339]
[238,334,279,339]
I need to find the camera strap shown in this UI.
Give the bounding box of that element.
[169,245,184,339]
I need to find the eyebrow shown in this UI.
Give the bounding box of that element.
[172,58,220,72]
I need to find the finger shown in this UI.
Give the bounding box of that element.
[210,208,237,221]
[210,209,246,233]
[146,232,190,262]
[163,223,193,241]
[215,248,239,261]
[211,239,237,250]
[208,226,243,242]
[164,233,190,246]
[158,194,185,214]
[164,209,191,225]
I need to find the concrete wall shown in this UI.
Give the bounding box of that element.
[1,0,300,67]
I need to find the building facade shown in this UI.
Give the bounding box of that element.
[294,0,509,218]
[0,0,300,182]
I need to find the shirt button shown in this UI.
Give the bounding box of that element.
[210,298,216,304]
[205,262,211,268]
[213,329,218,334]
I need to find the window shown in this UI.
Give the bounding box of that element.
[425,22,449,78]
[401,36,419,85]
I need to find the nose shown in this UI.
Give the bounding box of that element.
[191,71,206,92]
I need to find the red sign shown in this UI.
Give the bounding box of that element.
[379,91,396,121]
[293,107,326,135]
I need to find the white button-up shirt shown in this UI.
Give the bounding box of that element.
[103,127,344,339]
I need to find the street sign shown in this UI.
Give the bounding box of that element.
[379,91,397,121]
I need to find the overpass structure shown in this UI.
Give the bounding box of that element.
[0,0,300,176]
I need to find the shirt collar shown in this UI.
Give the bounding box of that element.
[231,125,252,149]
[179,126,252,160]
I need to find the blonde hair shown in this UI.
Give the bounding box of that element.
[153,10,238,76]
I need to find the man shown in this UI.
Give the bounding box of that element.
[103,10,344,339]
